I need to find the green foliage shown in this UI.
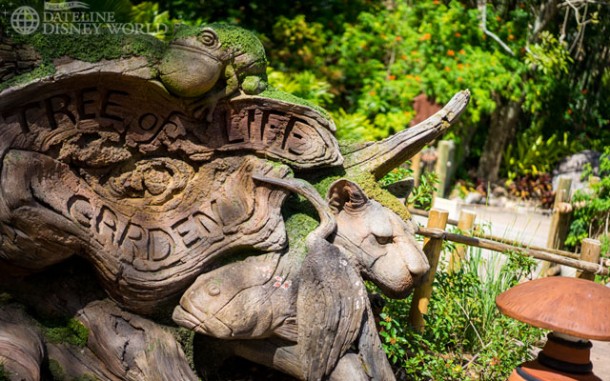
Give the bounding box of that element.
[48,359,66,381]
[503,131,582,180]
[379,167,411,187]
[43,318,89,347]
[567,147,610,260]
[271,15,328,70]
[381,245,542,380]
[378,165,438,210]
[267,68,334,107]
[130,1,173,39]
[333,109,378,141]
[525,31,572,76]
[409,171,439,210]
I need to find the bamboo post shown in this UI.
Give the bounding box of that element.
[410,152,422,188]
[433,141,454,198]
[541,176,573,277]
[408,209,449,332]
[415,227,609,276]
[448,210,476,273]
[576,239,602,281]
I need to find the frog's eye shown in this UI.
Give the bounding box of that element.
[199,28,219,49]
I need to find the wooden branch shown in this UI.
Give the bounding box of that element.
[477,0,515,56]
[344,90,470,179]
[416,226,609,276]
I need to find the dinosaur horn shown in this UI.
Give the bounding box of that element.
[343,90,470,179]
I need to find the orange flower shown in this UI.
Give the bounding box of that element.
[419,33,431,41]
[455,32,462,38]
[415,75,421,82]
[457,76,463,82]
[369,91,377,96]
[385,316,392,323]
[390,338,397,345]
[411,50,418,55]
[388,75,396,80]
[401,54,407,60]
[567,108,573,115]
[444,66,451,72]
[508,34,515,41]
[459,49,466,55]
[433,0,440,4]
[457,63,464,70]
[447,49,455,56]
[496,15,502,22]
[395,36,402,41]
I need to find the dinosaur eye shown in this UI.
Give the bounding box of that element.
[199,29,219,48]
[374,235,393,245]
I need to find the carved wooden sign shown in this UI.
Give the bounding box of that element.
[0,23,469,381]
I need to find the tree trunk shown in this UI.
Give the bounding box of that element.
[477,95,523,182]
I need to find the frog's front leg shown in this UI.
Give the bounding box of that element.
[189,65,240,122]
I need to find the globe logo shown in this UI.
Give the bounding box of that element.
[10,6,40,35]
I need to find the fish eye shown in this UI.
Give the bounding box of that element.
[199,29,219,48]
[374,235,393,245]
[208,284,220,296]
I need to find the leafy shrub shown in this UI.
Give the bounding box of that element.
[567,146,610,262]
[503,131,582,181]
[380,246,542,380]
[267,68,334,107]
[379,165,439,210]
[507,173,554,209]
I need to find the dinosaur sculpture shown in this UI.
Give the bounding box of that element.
[0,22,469,380]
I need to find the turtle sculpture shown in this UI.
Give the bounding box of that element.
[0,22,469,381]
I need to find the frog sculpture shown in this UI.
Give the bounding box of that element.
[159,24,268,120]
[0,23,469,381]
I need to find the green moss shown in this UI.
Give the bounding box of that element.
[338,140,373,156]
[2,32,165,88]
[48,359,66,381]
[349,170,411,220]
[260,87,331,120]
[0,63,55,92]
[172,327,196,370]
[174,23,266,61]
[282,195,320,259]
[43,318,89,347]
[304,166,411,221]
[14,32,165,64]
[73,373,97,381]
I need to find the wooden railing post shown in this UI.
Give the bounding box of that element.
[410,152,422,188]
[448,210,476,274]
[408,209,449,332]
[542,176,572,277]
[433,141,454,198]
[576,238,602,281]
